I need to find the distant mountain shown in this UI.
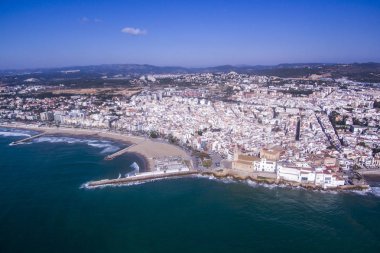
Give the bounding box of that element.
[1,62,380,83]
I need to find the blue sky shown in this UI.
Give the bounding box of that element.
[0,0,380,69]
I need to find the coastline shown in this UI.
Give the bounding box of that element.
[0,122,191,171]
[0,122,374,193]
[83,168,371,193]
[199,169,371,192]
[362,174,380,186]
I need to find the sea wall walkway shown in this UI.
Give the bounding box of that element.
[87,170,198,188]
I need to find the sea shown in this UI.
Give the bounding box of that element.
[0,127,380,253]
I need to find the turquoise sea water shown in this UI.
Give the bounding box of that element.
[1,128,380,253]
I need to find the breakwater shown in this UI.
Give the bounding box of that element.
[104,144,137,160]
[86,170,198,188]
[10,133,45,145]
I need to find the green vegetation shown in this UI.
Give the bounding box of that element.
[372,148,380,155]
[168,134,179,144]
[353,117,368,126]
[192,151,210,159]
[149,131,159,138]
[329,111,347,126]
[202,159,212,168]
[279,89,313,96]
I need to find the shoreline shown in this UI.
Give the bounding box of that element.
[83,165,371,193]
[83,169,372,194]
[0,122,374,194]
[199,170,371,192]
[0,122,191,171]
[362,174,380,186]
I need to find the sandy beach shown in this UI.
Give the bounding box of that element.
[0,122,191,171]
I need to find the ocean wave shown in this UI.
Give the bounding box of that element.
[219,176,237,184]
[197,176,342,194]
[33,136,120,154]
[195,174,236,184]
[87,143,120,154]
[0,130,32,137]
[81,181,147,189]
[369,187,380,197]
[245,179,281,189]
[81,173,380,197]
[125,162,140,177]
[195,174,216,180]
[130,162,140,171]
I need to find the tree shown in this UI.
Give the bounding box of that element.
[202,159,212,168]
[149,131,159,138]
[168,134,179,144]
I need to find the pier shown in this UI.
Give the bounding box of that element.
[104,143,138,160]
[10,133,45,145]
[86,170,198,188]
[104,139,151,160]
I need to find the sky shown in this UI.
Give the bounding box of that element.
[0,0,380,69]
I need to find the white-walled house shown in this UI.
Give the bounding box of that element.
[253,157,277,173]
[276,163,300,182]
[277,162,345,188]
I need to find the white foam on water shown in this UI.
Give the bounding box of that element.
[81,172,380,196]
[33,136,120,154]
[370,187,380,197]
[195,174,232,184]
[81,176,184,189]
[217,177,237,184]
[125,162,140,177]
[88,143,120,154]
[0,131,31,137]
[246,180,278,189]
[130,162,140,172]
[318,189,339,195]
[246,179,259,188]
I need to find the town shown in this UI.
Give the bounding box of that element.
[1,71,380,189]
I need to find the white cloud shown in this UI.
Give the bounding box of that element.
[80,17,102,24]
[80,17,90,23]
[121,27,147,35]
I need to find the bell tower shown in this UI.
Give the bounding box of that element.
[233,145,239,161]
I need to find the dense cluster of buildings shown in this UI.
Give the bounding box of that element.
[232,146,345,188]
[1,72,380,187]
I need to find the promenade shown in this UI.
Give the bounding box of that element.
[86,170,198,188]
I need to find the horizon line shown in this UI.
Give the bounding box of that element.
[1,61,380,72]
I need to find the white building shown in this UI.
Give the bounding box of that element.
[277,162,345,188]
[253,158,277,173]
[277,163,300,182]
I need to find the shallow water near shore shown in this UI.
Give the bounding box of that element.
[1,132,380,253]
